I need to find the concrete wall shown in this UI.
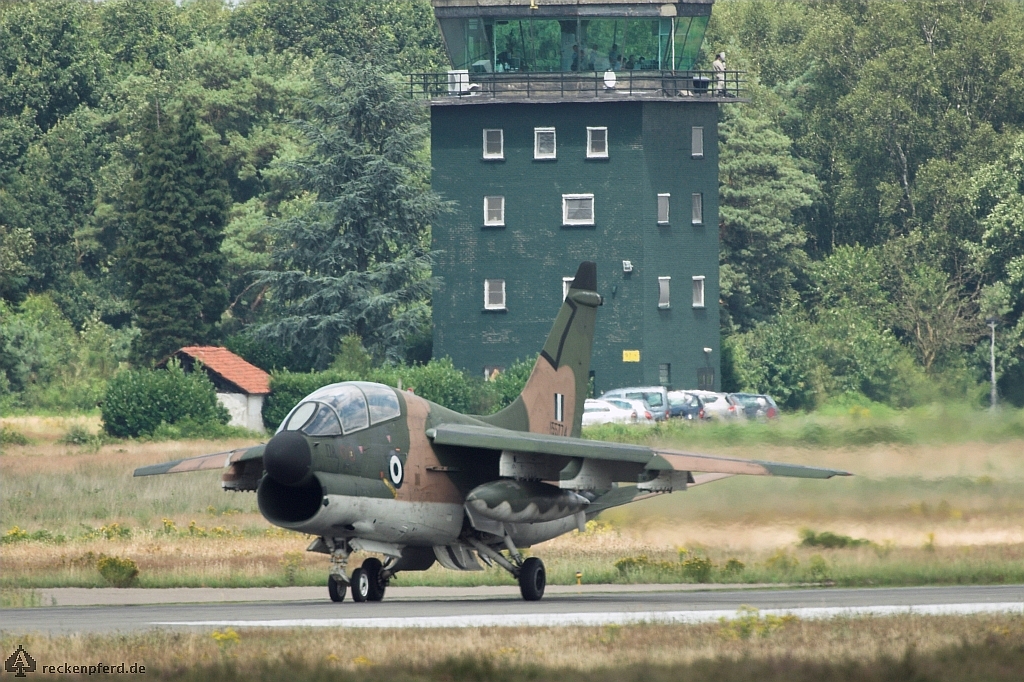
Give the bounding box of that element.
[217,393,266,432]
[431,99,719,394]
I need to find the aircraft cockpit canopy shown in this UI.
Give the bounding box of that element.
[277,382,402,436]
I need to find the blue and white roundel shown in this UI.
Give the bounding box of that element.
[388,454,404,487]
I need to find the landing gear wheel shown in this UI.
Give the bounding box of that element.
[362,557,386,601]
[518,557,546,601]
[328,575,346,602]
[351,568,369,602]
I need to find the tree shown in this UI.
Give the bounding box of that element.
[718,92,818,331]
[252,59,445,368]
[120,100,229,364]
[0,224,33,301]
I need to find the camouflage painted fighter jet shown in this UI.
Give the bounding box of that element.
[135,262,849,602]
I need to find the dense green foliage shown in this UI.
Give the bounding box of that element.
[251,59,444,368]
[120,101,230,364]
[707,0,1024,407]
[2,0,1024,411]
[101,362,229,438]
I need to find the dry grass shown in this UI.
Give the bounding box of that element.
[3,614,1024,679]
[5,415,1024,588]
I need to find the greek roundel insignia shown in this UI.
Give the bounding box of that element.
[388,454,404,487]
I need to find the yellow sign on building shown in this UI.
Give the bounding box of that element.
[622,350,640,362]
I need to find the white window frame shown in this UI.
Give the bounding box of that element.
[587,127,608,158]
[562,193,595,226]
[483,129,504,159]
[692,192,703,225]
[484,278,506,310]
[657,193,670,225]
[562,276,575,300]
[658,276,671,309]
[484,195,505,226]
[692,276,706,308]
[691,126,704,159]
[534,127,556,160]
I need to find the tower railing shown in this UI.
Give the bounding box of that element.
[407,69,745,102]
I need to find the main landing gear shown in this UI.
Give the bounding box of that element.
[326,557,391,602]
[467,535,546,601]
[351,557,387,602]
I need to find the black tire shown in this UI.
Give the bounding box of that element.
[518,557,546,601]
[351,568,369,602]
[362,557,386,602]
[328,575,346,602]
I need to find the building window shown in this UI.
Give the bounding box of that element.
[657,194,670,225]
[484,196,505,226]
[484,279,506,310]
[483,129,503,159]
[692,276,705,308]
[692,192,703,225]
[562,194,595,225]
[659,363,671,385]
[587,127,608,158]
[692,126,704,159]
[658,276,671,309]
[534,127,556,159]
[697,368,715,391]
[562,276,575,300]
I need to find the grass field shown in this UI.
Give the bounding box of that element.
[4,614,1024,681]
[4,411,1024,589]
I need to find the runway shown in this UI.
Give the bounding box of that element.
[4,584,1024,634]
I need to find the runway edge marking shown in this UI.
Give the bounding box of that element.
[154,602,1024,629]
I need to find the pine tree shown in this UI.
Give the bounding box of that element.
[719,99,819,331]
[252,59,445,368]
[121,100,229,364]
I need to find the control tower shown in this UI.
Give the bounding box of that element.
[415,0,743,395]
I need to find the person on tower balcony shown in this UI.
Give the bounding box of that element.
[712,51,727,95]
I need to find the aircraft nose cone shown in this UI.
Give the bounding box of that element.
[263,430,312,486]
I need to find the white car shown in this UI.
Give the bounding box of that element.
[689,390,740,420]
[602,398,656,425]
[582,399,638,426]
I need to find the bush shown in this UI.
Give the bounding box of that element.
[800,529,871,549]
[101,361,229,438]
[0,426,29,445]
[681,556,714,583]
[96,555,139,587]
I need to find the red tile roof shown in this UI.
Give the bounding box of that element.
[177,346,271,395]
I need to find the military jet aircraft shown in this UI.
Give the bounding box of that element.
[136,262,849,602]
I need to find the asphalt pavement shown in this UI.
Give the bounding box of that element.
[3,584,1024,634]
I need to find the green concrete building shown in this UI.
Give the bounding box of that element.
[417,0,741,395]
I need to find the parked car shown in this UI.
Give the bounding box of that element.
[582,399,638,427]
[729,393,780,420]
[667,390,705,420]
[689,390,740,420]
[603,398,657,425]
[600,386,670,421]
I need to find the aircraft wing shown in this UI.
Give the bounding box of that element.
[133,445,264,477]
[427,423,849,479]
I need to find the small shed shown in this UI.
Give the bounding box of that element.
[170,346,271,432]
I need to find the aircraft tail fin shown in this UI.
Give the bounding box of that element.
[480,261,600,438]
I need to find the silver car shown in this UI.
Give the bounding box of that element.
[599,386,670,421]
[689,390,740,420]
